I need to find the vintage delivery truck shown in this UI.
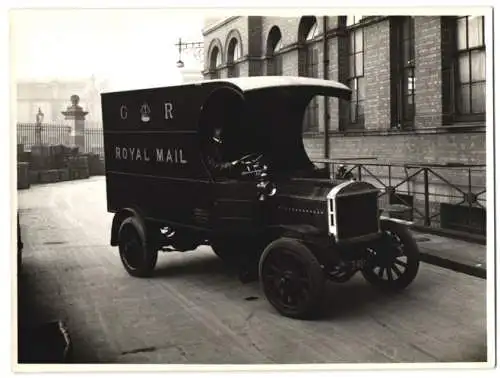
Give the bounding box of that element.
[101,76,420,319]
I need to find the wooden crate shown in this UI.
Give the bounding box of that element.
[69,167,90,180]
[39,170,61,184]
[58,169,70,181]
[17,162,30,189]
[29,170,40,184]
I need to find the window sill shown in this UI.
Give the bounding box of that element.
[440,123,486,132]
[303,126,486,137]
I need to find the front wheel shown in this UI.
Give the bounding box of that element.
[259,238,325,319]
[361,220,420,291]
[118,216,158,278]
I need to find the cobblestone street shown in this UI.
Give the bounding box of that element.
[17,177,488,364]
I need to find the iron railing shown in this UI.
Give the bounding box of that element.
[17,123,105,158]
[17,123,72,149]
[313,158,486,238]
[84,128,104,157]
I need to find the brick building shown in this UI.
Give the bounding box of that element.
[202,15,486,164]
[202,16,487,235]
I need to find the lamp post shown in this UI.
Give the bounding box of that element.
[175,37,204,68]
[35,107,44,146]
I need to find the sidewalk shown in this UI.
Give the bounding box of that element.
[411,231,487,279]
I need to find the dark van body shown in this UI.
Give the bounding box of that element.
[102,76,420,319]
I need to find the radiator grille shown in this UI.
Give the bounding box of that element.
[335,192,379,239]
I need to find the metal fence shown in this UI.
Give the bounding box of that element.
[314,158,487,238]
[84,128,104,157]
[17,123,104,157]
[17,123,72,149]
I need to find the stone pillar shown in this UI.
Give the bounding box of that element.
[61,95,88,152]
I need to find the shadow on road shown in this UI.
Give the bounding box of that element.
[153,252,233,279]
[17,264,96,364]
[150,251,435,322]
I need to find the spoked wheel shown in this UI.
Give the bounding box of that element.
[361,220,420,291]
[118,217,158,278]
[259,238,325,319]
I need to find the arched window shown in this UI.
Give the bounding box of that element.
[299,16,320,132]
[227,37,241,78]
[266,26,283,76]
[209,46,222,79]
[306,21,319,40]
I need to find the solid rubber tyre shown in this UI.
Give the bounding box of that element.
[259,238,325,319]
[118,216,158,278]
[361,220,420,291]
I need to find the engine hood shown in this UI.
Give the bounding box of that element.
[267,179,337,233]
[273,178,348,201]
[268,178,380,234]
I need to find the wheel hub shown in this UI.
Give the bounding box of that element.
[363,230,412,283]
[277,270,301,298]
[377,232,404,262]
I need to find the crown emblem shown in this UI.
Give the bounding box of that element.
[140,103,151,123]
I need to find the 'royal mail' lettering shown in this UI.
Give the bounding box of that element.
[115,147,151,161]
[115,146,187,164]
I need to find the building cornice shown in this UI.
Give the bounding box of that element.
[202,17,241,36]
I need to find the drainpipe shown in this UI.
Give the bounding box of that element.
[323,16,330,162]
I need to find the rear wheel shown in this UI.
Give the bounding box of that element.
[361,220,420,290]
[118,216,158,277]
[259,238,325,319]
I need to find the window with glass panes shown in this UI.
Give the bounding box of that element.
[456,16,486,118]
[393,16,415,128]
[227,38,241,78]
[346,16,363,26]
[348,27,365,127]
[303,21,320,131]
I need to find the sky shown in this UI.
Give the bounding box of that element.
[10,9,205,90]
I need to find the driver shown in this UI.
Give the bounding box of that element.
[204,125,242,178]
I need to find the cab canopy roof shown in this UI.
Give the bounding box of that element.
[193,76,351,97]
[103,76,351,99]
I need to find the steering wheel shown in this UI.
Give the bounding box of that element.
[236,152,263,166]
[235,153,266,177]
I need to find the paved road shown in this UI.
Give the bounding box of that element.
[17,177,488,364]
